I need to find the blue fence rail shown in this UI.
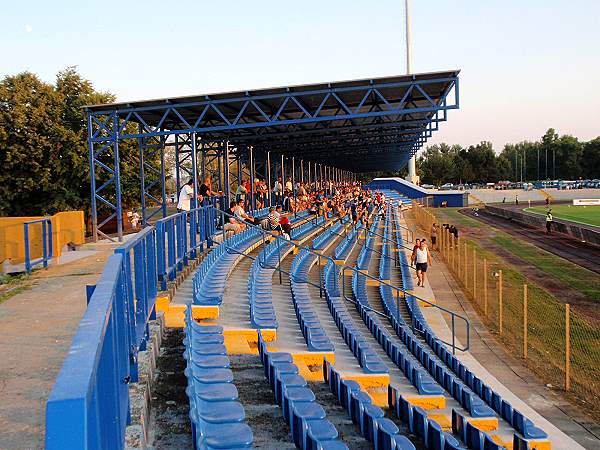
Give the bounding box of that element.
[24,218,53,273]
[46,253,130,449]
[45,204,218,450]
[156,206,217,290]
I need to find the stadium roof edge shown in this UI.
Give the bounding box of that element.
[83,70,460,110]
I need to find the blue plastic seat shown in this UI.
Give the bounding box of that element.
[375,417,399,450]
[305,419,339,450]
[193,382,238,402]
[291,402,327,449]
[275,373,307,405]
[192,343,227,356]
[442,432,462,450]
[465,422,484,450]
[316,440,349,450]
[339,379,361,410]
[191,367,234,384]
[199,422,253,449]
[393,434,416,450]
[196,400,245,423]
[360,404,385,442]
[512,410,547,439]
[282,386,316,422]
[190,354,230,369]
[347,387,369,419]
[483,434,504,450]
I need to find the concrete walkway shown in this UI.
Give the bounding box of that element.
[0,250,110,450]
[404,214,600,450]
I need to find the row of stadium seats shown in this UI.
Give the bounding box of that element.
[257,334,348,450]
[323,360,416,450]
[183,306,254,449]
[288,220,345,352]
[248,218,324,329]
[193,211,311,305]
[333,225,359,261]
[356,216,380,271]
[321,220,389,374]
[387,206,549,450]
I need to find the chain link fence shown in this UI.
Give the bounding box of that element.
[412,202,600,417]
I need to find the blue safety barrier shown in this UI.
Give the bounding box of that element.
[45,226,161,449]
[46,253,131,450]
[23,218,53,273]
[156,205,217,290]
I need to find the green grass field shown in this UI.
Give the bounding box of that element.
[525,204,600,227]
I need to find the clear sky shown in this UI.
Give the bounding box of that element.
[1,0,599,152]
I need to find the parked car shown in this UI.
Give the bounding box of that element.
[421,184,436,190]
[439,183,455,191]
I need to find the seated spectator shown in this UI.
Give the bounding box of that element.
[224,200,244,234]
[234,199,258,225]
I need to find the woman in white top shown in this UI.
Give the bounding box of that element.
[415,239,432,287]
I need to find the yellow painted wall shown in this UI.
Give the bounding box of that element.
[0,211,85,264]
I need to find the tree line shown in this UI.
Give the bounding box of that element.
[415,130,600,186]
[362,130,600,186]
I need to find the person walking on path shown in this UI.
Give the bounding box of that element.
[546,210,553,234]
[415,239,432,287]
[410,239,421,267]
[430,223,437,251]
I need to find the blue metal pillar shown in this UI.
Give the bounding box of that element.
[223,141,231,204]
[249,145,256,211]
[191,133,199,210]
[266,151,272,207]
[114,113,123,241]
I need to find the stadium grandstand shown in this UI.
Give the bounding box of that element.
[36,71,596,450]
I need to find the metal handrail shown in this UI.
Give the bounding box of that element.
[23,218,53,274]
[213,207,470,354]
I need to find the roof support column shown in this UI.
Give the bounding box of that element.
[291,157,296,218]
[267,151,273,206]
[113,114,123,241]
[223,141,231,205]
[190,133,199,211]
[249,145,256,211]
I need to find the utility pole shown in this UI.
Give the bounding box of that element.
[405,0,419,185]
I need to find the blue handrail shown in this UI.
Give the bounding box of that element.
[24,218,53,273]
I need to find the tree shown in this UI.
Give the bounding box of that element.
[0,68,145,217]
[582,137,600,179]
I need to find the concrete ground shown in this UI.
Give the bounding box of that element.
[406,215,600,450]
[0,250,110,450]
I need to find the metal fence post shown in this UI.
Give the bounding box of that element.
[24,224,31,274]
[498,269,503,333]
[457,239,461,280]
[565,303,571,391]
[483,258,488,316]
[473,248,476,294]
[523,284,528,359]
[463,242,468,286]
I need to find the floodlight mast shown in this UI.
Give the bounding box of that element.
[405,0,418,184]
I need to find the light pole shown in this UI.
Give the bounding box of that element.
[405,0,418,185]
